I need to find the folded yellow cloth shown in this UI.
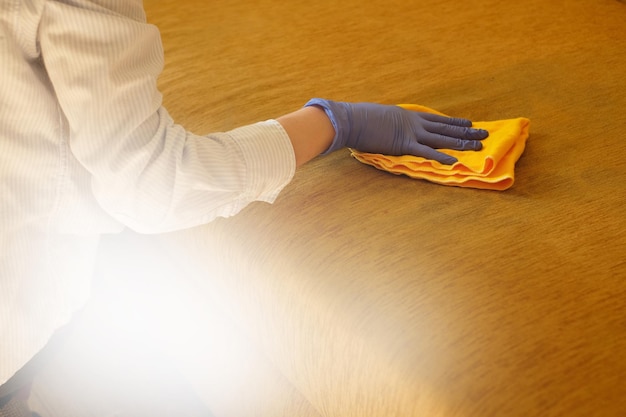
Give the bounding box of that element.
[351,104,530,191]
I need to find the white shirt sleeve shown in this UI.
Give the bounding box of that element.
[38,0,296,233]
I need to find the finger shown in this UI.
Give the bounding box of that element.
[425,121,489,141]
[404,142,458,165]
[419,132,484,151]
[416,112,473,127]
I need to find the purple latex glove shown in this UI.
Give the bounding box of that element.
[305,98,489,165]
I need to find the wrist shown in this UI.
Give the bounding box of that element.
[304,98,350,154]
[276,106,335,167]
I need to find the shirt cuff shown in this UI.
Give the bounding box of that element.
[227,119,296,204]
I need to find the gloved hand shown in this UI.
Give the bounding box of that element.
[305,98,489,165]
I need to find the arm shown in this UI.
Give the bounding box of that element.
[38,0,486,233]
[39,0,297,233]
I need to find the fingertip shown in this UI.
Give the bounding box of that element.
[460,140,482,151]
[477,128,489,139]
[468,128,489,140]
[406,142,458,165]
[440,155,458,165]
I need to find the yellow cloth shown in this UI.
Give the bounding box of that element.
[351,104,530,191]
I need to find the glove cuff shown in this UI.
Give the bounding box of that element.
[304,98,350,155]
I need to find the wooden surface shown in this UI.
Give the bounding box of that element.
[141,0,626,416]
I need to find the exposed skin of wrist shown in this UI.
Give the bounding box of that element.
[277,106,335,167]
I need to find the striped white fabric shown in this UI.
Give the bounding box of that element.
[0,0,296,383]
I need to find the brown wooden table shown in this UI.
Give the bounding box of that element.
[144,0,626,415]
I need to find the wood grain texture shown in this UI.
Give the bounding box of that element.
[144,0,626,415]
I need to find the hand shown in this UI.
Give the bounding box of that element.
[305,99,489,165]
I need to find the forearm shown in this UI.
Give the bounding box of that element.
[276,106,335,167]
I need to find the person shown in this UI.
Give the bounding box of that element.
[0,0,488,415]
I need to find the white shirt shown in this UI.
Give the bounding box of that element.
[0,0,296,383]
